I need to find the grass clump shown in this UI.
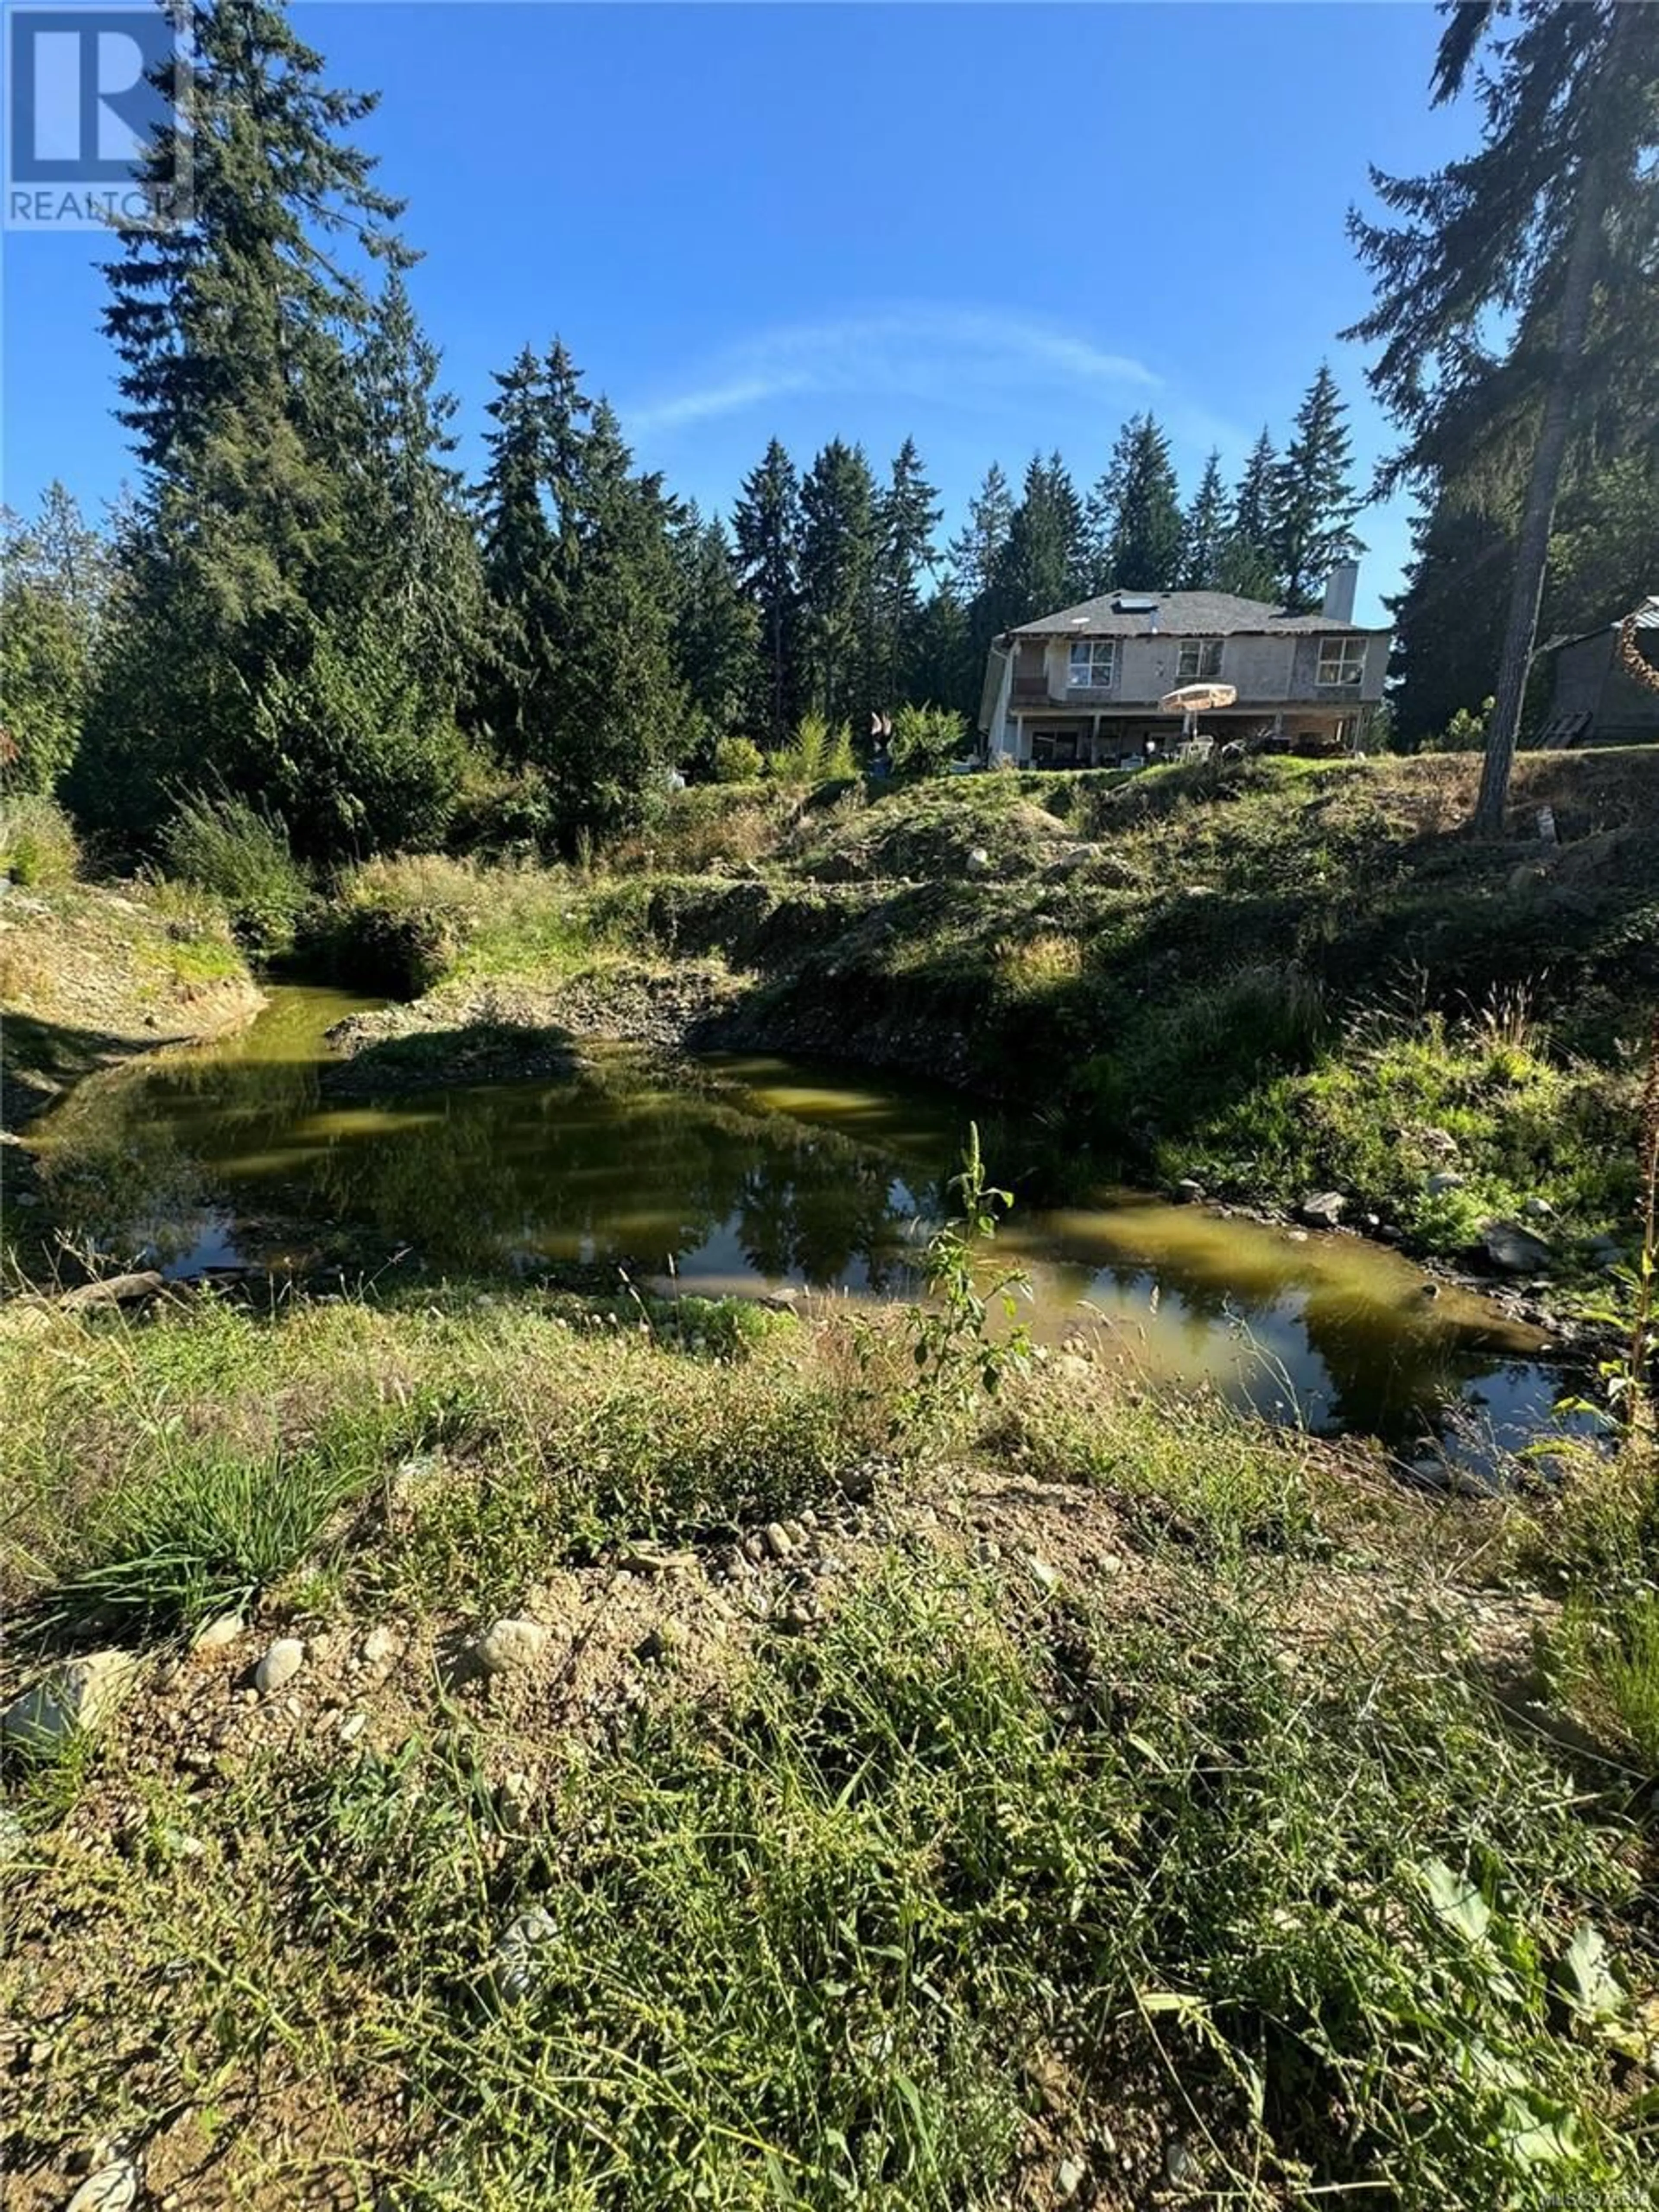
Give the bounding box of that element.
[159,788,311,953]
[0,792,79,886]
[47,1438,375,1637]
[1172,1002,1638,1253]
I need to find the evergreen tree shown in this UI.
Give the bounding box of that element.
[1087,413,1183,592]
[731,439,802,748]
[0,485,112,793]
[83,0,460,857]
[991,454,1087,629]
[874,437,941,707]
[672,509,762,758]
[355,270,482,715]
[1389,493,1514,747]
[475,341,687,844]
[547,396,687,843]
[1176,451,1228,591]
[1271,365,1361,611]
[1546,448,1659,641]
[1347,0,1659,830]
[945,464,1014,607]
[798,439,878,733]
[947,462,1016,716]
[476,343,562,763]
[1214,430,1281,600]
[906,587,974,726]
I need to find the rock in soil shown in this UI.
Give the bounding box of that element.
[474,1617,551,1676]
[253,1638,305,1695]
[493,1906,558,2002]
[1299,1191,1347,1229]
[1484,1218,1554,1274]
[2,1652,139,1752]
[192,1612,245,1651]
[66,2161,139,2212]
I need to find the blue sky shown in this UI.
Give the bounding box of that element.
[3,2,1476,623]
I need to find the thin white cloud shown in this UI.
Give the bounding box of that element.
[634,372,815,432]
[626,306,1160,436]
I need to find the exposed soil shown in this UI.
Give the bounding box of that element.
[0,883,263,1136]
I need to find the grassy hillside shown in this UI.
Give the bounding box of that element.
[328,752,1659,1268]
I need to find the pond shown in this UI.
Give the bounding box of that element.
[26,984,1573,1463]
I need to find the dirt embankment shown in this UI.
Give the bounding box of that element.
[0,880,264,1137]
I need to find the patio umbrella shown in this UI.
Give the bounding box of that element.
[1157,682,1237,737]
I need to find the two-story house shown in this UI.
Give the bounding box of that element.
[977,563,1390,768]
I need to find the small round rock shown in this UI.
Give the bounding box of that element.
[474,1617,551,1676]
[253,1639,305,1697]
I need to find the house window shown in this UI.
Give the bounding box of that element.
[1177,638,1224,682]
[1316,636,1367,688]
[1067,640,1117,690]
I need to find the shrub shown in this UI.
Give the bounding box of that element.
[769,712,857,787]
[1427,698,1495,754]
[159,790,310,953]
[447,762,559,856]
[890,702,969,777]
[712,734,765,785]
[0,794,78,887]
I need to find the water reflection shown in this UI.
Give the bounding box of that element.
[27,988,1570,1454]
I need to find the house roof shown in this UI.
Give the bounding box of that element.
[1541,594,1659,656]
[1007,590,1387,640]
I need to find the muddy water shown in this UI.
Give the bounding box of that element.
[26,985,1568,1458]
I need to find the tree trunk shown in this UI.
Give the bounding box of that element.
[1472,0,1634,838]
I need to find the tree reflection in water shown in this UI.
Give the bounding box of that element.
[29,985,1570,1459]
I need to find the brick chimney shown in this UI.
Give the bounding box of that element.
[1322,559,1359,623]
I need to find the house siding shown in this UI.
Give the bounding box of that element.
[1025,629,1383,709]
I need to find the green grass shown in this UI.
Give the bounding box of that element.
[2,1286,1656,2205]
[0,1290,892,1631]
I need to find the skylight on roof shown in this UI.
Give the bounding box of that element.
[1113,595,1157,613]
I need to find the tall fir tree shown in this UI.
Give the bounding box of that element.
[671,509,762,756]
[731,439,803,748]
[1347,0,1659,830]
[906,588,974,723]
[798,439,878,733]
[476,343,562,763]
[1270,365,1361,611]
[946,461,1016,715]
[1388,491,1514,749]
[1177,451,1228,591]
[874,437,942,708]
[83,0,462,856]
[548,395,687,842]
[991,454,1087,629]
[475,341,686,843]
[1086,413,1183,592]
[355,270,481,716]
[1214,430,1281,600]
